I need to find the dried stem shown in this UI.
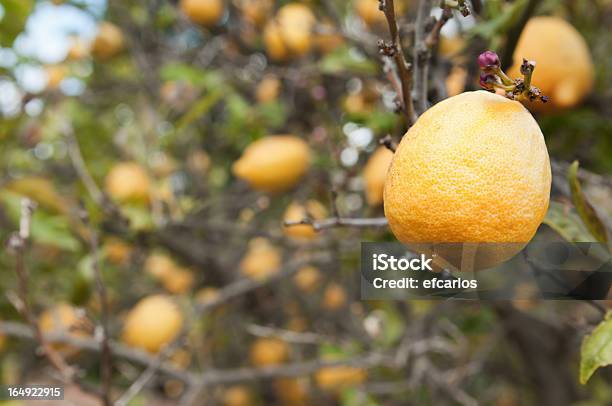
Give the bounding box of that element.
[7,199,77,381]
[413,0,433,114]
[81,210,113,406]
[380,0,417,125]
[284,216,388,231]
[380,134,398,152]
[63,122,125,222]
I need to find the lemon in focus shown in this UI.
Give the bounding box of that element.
[384,91,551,268]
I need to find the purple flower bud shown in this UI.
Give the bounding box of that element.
[479,73,497,90]
[478,51,500,71]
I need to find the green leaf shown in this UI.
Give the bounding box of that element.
[580,313,612,384]
[175,88,223,132]
[340,388,379,406]
[0,0,33,47]
[319,46,377,75]
[568,161,609,244]
[544,201,595,243]
[470,0,528,38]
[0,190,81,251]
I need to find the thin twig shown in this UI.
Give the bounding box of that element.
[379,134,398,152]
[114,343,178,406]
[63,122,124,222]
[284,217,388,231]
[6,199,77,380]
[80,209,113,406]
[246,324,332,345]
[413,0,433,114]
[0,320,192,382]
[380,0,417,125]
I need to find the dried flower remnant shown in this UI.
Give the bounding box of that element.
[477,50,549,104]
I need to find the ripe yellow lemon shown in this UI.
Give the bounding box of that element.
[508,16,593,112]
[249,337,289,366]
[223,386,253,406]
[180,0,224,27]
[105,162,151,203]
[145,253,179,280]
[277,4,315,55]
[232,135,311,193]
[355,0,406,28]
[239,237,282,280]
[145,253,194,294]
[195,287,219,305]
[263,21,290,62]
[315,21,345,54]
[92,22,124,59]
[315,366,367,390]
[274,378,309,405]
[384,91,551,268]
[39,304,89,355]
[445,65,467,97]
[322,283,347,310]
[45,65,67,89]
[363,147,394,206]
[239,0,272,27]
[66,37,90,60]
[255,74,281,103]
[121,295,183,353]
[354,0,385,27]
[283,200,327,240]
[103,238,132,265]
[263,4,315,61]
[293,265,322,293]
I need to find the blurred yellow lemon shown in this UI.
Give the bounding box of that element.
[250,337,289,366]
[92,22,124,59]
[445,65,467,97]
[255,74,281,103]
[322,283,347,310]
[264,4,315,61]
[293,265,322,293]
[274,377,309,406]
[45,65,67,89]
[145,253,194,294]
[315,366,367,390]
[232,135,311,193]
[39,303,89,355]
[508,16,593,112]
[105,162,151,204]
[122,295,183,353]
[103,238,132,266]
[223,386,253,406]
[239,237,281,280]
[283,200,327,240]
[180,0,224,27]
[239,0,272,27]
[363,147,394,206]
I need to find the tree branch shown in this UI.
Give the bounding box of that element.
[380,0,417,125]
[284,217,388,231]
